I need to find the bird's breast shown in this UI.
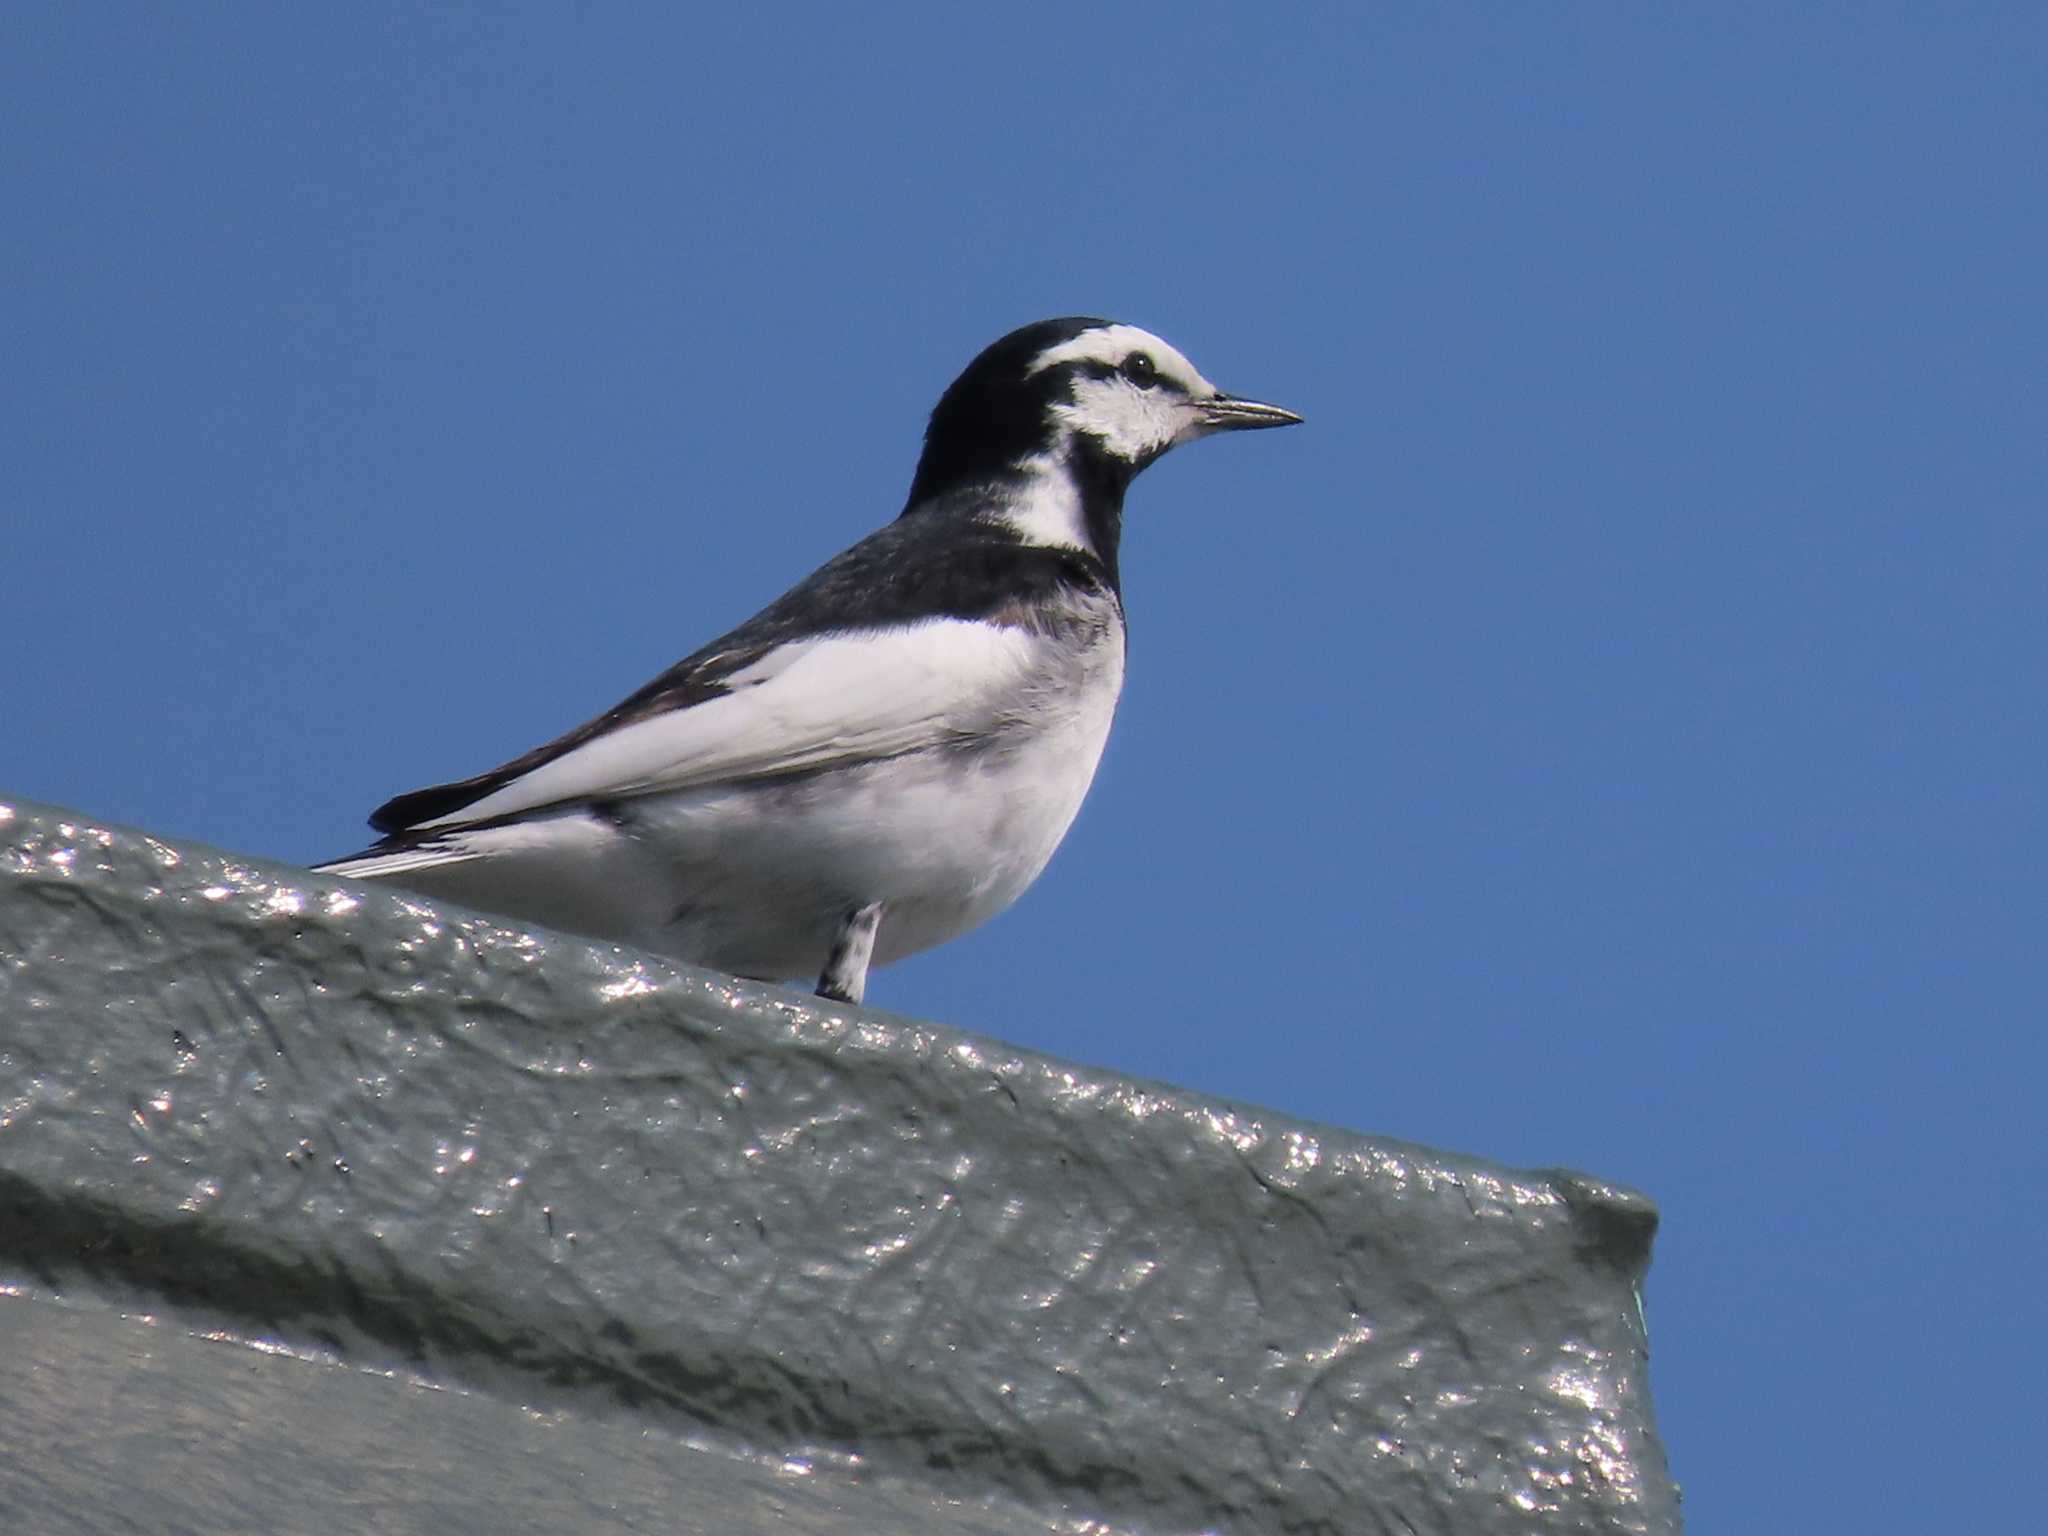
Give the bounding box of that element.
[868,606,1125,961]
[591,604,1125,977]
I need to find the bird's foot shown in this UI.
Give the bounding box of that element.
[816,901,883,1004]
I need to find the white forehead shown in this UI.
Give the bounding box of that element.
[1025,323,1217,395]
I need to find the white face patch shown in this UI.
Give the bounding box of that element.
[1028,323,1224,464]
[1051,373,1200,462]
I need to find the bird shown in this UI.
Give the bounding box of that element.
[317,317,1301,1004]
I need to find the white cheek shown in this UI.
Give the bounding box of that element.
[1053,376,1187,460]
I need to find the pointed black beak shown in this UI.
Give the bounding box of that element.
[1198,393,1304,431]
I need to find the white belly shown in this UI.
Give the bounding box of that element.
[628,623,1125,977]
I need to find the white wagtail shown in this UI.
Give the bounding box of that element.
[319,318,1301,1003]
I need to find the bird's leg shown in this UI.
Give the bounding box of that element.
[816,901,883,1004]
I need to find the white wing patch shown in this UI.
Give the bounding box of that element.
[418,621,1045,829]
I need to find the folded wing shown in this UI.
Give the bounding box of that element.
[379,619,1041,834]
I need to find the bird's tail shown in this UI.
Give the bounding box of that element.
[310,813,638,950]
[313,837,480,883]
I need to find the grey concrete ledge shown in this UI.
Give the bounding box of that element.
[0,797,1680,1535]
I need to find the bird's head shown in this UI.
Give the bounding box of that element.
[905,317,1301,513]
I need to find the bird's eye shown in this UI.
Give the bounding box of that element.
[1119,352,1159,387]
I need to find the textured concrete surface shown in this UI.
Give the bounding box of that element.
[0,1295,1058,1535]
[0,796,1680,1535]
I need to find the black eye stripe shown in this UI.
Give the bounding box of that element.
[1063,353,1184,394]
[1119,352,1159,387]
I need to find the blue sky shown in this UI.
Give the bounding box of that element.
[5,6,2043,1530]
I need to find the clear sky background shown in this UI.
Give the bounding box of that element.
[4,6,2042,1531]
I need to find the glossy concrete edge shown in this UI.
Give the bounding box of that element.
[0,797,1681,1535]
